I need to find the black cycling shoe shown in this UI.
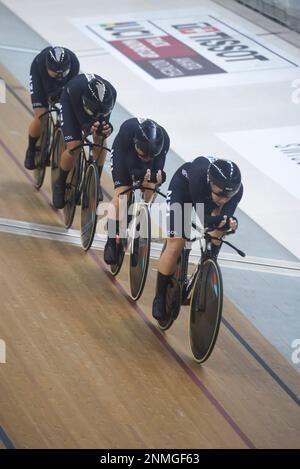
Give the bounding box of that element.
[24,148,36,170]
[52,180,66,209]
[152,272,173,321]
[104,238,117,265]
[152,295,168,321]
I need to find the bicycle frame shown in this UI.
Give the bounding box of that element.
[180,227,246,304]
[118,179,163,246]
[39,104,61,151]
[69,133,111,197]
[70,133,111,164]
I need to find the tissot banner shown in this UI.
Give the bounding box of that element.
[71,9,299,89]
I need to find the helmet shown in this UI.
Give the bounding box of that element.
[208,159,241,198]
[134,119,164,159]
[46,47,71,80]
[82,78,114,118]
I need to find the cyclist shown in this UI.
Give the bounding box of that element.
[104,117,170,265]
[24,46,80,170]
[152,156,243,321]
[52,73,117,209]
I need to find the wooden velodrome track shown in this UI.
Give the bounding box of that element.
[0,64,300,449]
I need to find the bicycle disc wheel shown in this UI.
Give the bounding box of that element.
[64,151,84,229]
[51,128,65,194]
[157,250,182,331]
[33,114,52,189]
[129,204,151,301]
[109,193,133,277]
[81,163,99,251]
[189,259,223,363]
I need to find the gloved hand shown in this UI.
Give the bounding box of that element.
[96,121,114,137]
[205,215,238,232]
[48,89,61,105]
[131,168,147,182]
[148,169,166,184]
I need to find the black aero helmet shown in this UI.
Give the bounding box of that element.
[208,159,241,198]
[134,119,164,159]
[46,47,71,80]
[82,78,114,118]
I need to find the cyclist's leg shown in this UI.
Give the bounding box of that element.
[53,93,81,208]
[53,141,81,209]
[152,172,190,320]
[104,184,131,264]
[25,61,48,169]
[153,240,186,320]
[104,148,132,264]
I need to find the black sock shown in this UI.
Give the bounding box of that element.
[28,135,39,151]
[156,272,173,297]
[58,168,69,185]
[106,236,116,248]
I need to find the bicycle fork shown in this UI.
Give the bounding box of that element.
[181,248,194,305]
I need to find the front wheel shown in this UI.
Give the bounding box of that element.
[129,204,151,301]
[51,128,65,194]
[64,151,84,229]
[189,258,223,363]
[33,113,53,189]
[81,163,99,251]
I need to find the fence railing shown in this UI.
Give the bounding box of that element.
[237,0,300,33]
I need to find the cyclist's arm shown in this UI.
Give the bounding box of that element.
[205,186,243,234]
[219,185,243,219]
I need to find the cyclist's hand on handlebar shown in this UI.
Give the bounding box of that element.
[206,215,238,235]
[92,121,113,139]
[91,121,101,137]
[132,168,146,182]
[99,121,113,139]
[218,215,228,230]
[144,169,151,183]
[155,170,166,185]
[48,90,61,105]
[229,216,238,232]
[147,170,166,184]
[215,216,238,233]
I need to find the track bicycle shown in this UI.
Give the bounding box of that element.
[33,102,62,190]
[109,179,164,301]
[63,133,110,242]
[157,226,246,363]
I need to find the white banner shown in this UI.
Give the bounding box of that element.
[70,7,300,90]
[218,125,300,201]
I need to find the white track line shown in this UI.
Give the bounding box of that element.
[1,217,300,277]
